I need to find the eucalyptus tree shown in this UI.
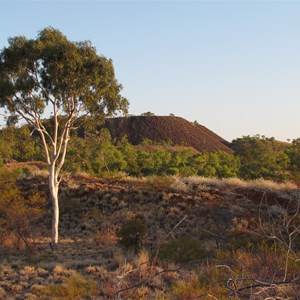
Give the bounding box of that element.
[0,28,128,246]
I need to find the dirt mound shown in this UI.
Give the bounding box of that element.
[102,116,232,153]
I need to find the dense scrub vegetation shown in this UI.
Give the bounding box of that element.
[1,125,300,182]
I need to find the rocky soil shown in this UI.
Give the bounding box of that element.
[0,174,299,299]
[100,116,232,153]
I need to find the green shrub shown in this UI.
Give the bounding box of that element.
[118,218,147,252]
[225,232,271,252]
[231,135,288,180]
[166,167,180,175]
[159,237,208,263]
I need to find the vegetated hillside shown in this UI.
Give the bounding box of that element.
[102,115,233,153]
[1,172,299,299]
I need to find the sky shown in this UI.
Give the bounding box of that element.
[1,0,300,142]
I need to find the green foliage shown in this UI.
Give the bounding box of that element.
[0,125,42,162]
[136,150,156,175]
[198,151,240,178]
[224,232,270,252]
[118,218,147,252]
[159,237,208,263]
[62,135,242,178]
[166,167,180,175]
[117,135,139,175]
[64,136,91,174]
[231,135,289,180]
[285,138,300,181]
[137,148,173,176]
[0,27,128,123]
[34,272,98,300]
[3,119,300,182]
[65,129,127,176]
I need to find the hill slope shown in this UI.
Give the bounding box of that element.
[102,116,232,153]
[1,174,299,299]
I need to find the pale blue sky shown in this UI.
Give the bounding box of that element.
[1,0,300,142]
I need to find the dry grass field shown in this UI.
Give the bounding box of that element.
[0,172,299,299]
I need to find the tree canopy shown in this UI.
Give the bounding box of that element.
[0,27,128,130]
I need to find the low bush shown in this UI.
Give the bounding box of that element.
[118,218,147,252]
[224,232,270,252]
[159,237,208,264]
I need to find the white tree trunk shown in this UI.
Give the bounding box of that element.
[49,164,59,246]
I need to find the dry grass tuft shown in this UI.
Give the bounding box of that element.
[0,287,6,298]
[171,273,203,300]
[85,265,108,278]
[134,248,149,271]
[29,168,49,177]
[144,175,176,190]
[36,267,48,276]
[131,285,150,299]
[73,171,92,178]
[24,292,38,300]
[184,176,298,191]
[93,230,118,245]
[245,179,297,191]
[0,232,27,251]
[53,264,72,276]
[160,263,180,284]
[169,176,189,192]
[101,170,128,181]
[20,266,37,277]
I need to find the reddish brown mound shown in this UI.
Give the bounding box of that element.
[103,116,232,153]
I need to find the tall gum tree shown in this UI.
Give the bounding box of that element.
[0,28,128,246]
